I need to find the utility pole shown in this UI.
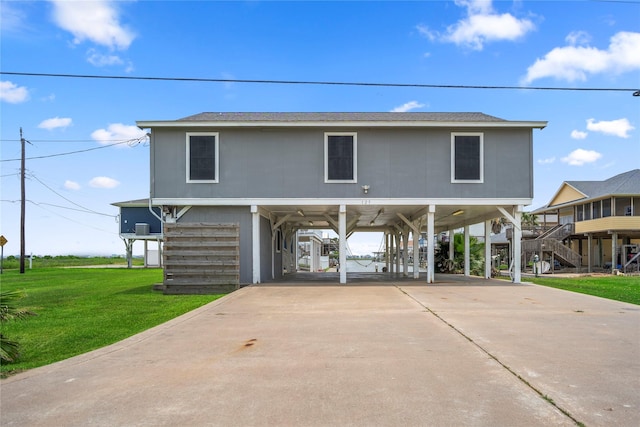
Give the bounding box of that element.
[20,127,26,274]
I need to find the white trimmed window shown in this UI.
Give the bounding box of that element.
[186,132,219,183]
[451,132,483,183]
[325,132,357,183]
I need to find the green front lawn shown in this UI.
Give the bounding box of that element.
[524,275,640,305]
[1,268,224,377]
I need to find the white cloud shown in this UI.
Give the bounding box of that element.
[89,176,120,189]
[523,31,640,83]
[50,0,135,50]
[38,117,72,130]
[537,157,556,165]
[570,130,588,140]
[565,31,591,46]
[86,48,124,67]
[561,149,602,166]
[0,80,29,103]
[391,101,426,113]
[586,118,634,138]
[0,2,26,34]
[91,123,148,146]
[416,24,437,41]
[439,0,535,50]
[64,180,81,190]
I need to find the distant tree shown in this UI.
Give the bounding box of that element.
[0,290,36,363]
[435,233,485,275]
[521,212,539,228]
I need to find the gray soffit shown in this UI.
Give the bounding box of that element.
[138,112,547,129]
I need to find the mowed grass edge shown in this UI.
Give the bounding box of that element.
[523,275,640,305]
[1,268,225,377]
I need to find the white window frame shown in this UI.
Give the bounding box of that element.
[451,132,484,184]
[186,132,219,183]
[324,132,357,183]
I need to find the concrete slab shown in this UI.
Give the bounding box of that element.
[400,281,640,427]
[1,278,638,426]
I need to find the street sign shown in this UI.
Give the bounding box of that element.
[0,235,7,247]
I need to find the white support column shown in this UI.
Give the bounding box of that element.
[485,220,492,279]
[385,232,390,273]
[251,205,261,284]
[144,240,148,268]
[611,232,618,273]
[402,228,409,276]
[271,232,275,280]
[513,207,522,283]
[427,205,435,284]
[295,231,299,272]
[587,233,592,273]
[413,229,420,279]
[339,205,347,284]
[464,225,470,276]
[395,233,401,273]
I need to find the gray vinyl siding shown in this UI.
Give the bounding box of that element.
[151,127,534,200]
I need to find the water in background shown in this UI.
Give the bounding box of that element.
[342,259,425,273]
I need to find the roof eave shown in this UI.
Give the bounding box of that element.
[137,120,548,129]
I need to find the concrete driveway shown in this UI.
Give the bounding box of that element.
[1,276,638,426]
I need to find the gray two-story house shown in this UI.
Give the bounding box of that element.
[137,112,546,293]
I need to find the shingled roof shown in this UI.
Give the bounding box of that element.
[534,169,640,212]
[177,112,507,122]
[567,169,640,200]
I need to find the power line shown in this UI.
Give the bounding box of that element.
[27,172,116,218]
[1,71,638,95]
[0,137,146,162]
[26,201,118,235]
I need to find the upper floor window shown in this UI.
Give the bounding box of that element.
[325,132,357,183]
[602,198,612,217]
[451,132,483,183]
[592,200,601,219]
[615,197,631,217]
[186,132,219,183]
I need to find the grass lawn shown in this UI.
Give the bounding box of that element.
[1,268,224,377]
[524,275,640,305]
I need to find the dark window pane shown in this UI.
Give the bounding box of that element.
[615,197,631,216]
[592,200,601,219]
[602,198,611,217]
[327,135,353,180]
[454,135,480,180]
[189,135,216,180]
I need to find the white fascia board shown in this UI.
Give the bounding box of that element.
[137,120,548,130]
[151,197,532,206]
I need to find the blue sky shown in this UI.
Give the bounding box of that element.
[1,0,639,257]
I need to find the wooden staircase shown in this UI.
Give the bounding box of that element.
[521,223,582,269]
[162,223,240,294]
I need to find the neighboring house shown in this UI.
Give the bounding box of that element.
[111,199,163,267]
[136,112,547,293]
[531,169,640,273]
[297,230,323,272]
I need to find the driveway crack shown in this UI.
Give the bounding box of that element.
[395,285,586,427]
